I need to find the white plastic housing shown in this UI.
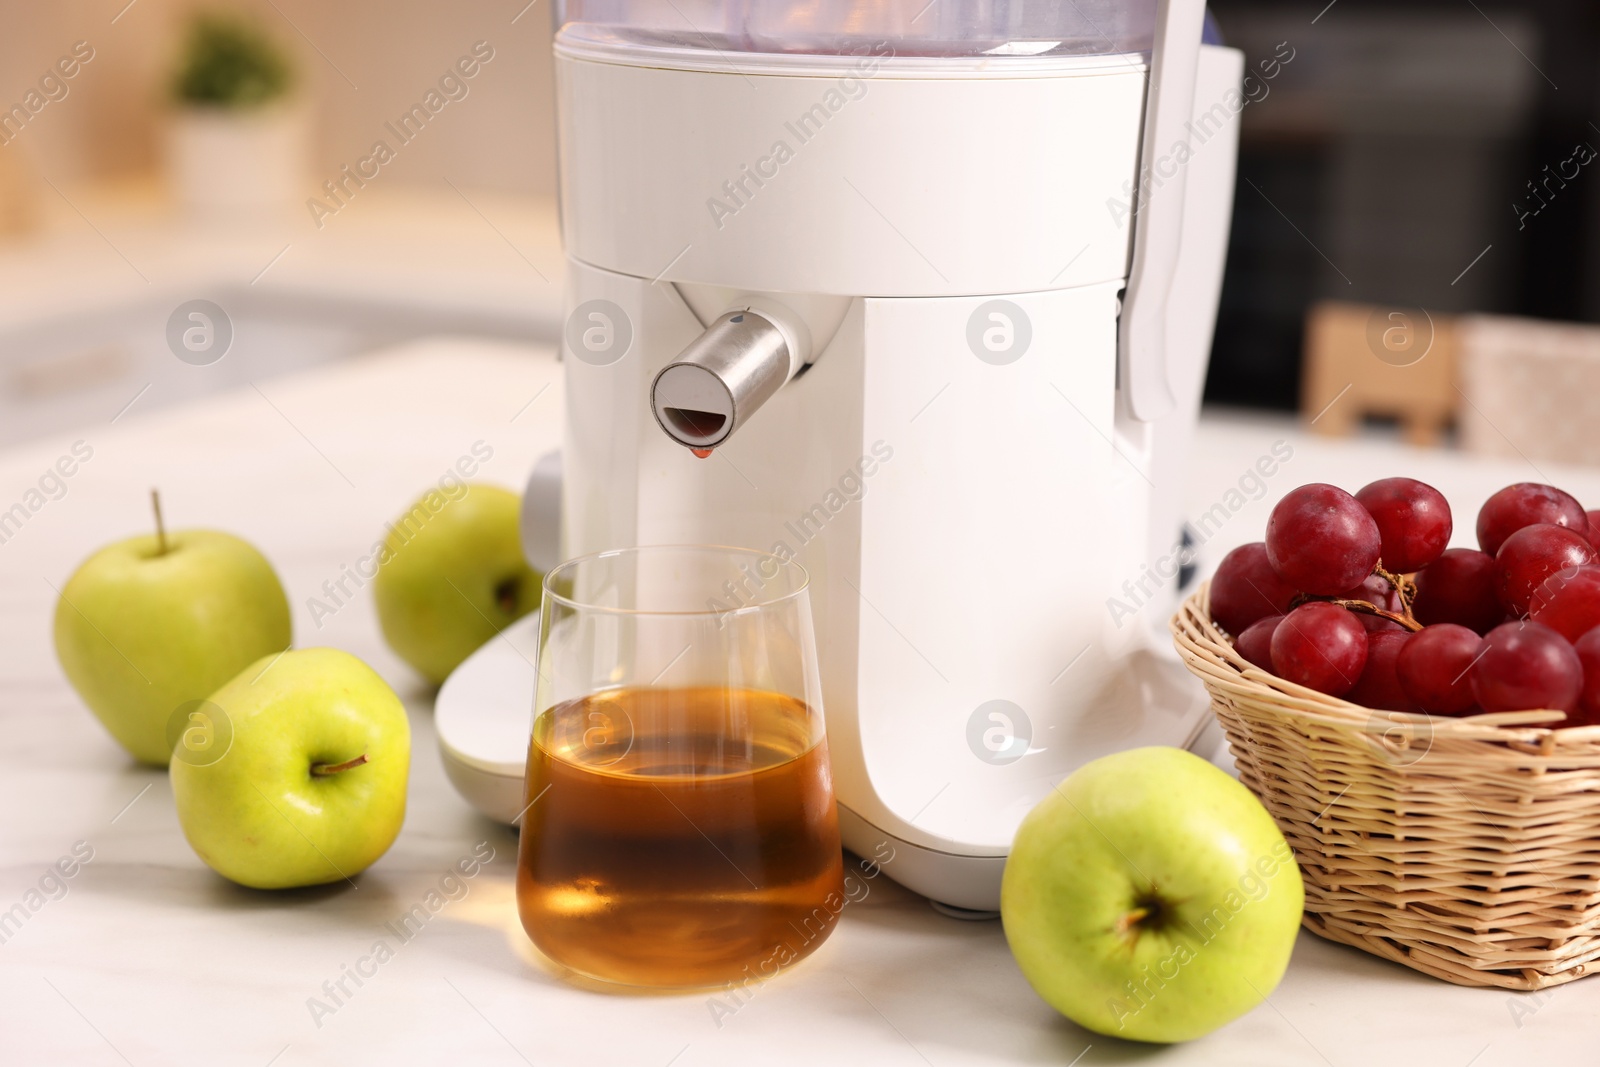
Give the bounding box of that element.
[555,43,1147,298]
[553,38,1243,910]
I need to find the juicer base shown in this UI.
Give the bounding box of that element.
[837,803,1009,913]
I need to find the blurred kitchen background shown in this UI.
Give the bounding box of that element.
[3,0,1599,459]
[0,0,562,446]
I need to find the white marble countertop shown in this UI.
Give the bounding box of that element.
[3,339,1598,1066]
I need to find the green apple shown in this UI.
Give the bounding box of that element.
[1001,747,1303,1044]
[373,483,539,684]
[54,525,292,765]
[170,647,410,889]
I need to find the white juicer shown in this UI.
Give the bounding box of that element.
[523,0,1241,912]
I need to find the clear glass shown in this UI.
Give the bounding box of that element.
[516,545,844,989]
[555,0,1157,59]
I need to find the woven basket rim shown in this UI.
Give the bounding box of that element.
[1172,582,1600,760]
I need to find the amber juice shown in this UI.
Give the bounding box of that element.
[515,685,844,988]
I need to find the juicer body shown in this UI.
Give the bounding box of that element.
[552,36,1244,910]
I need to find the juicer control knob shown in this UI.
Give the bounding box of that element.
[651,304,807,451]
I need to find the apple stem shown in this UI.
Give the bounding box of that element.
[1115,906,1153,940]
[311,754,369,777]
[151,489,169,557]
[495,577,523,617]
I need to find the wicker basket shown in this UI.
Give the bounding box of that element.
[1172,584,1600,990]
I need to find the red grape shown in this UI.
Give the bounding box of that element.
[1266,484,1382,595]
[1396,623,1483,715]
[1470,621,1581,714]
[1529,565,1600,642]
[1571,628,1600,727]
[1354,477,1452,573]
[1493,524,1596,617]
[1235,614,1282,671]
[1341,574,1403,632]
[1210,543,1299,635]
[1413,548,1501,633]
[1346,630,1414,711]
[1476,483,1586,556]
[1586,508,1600,547]
[1270,602,1369,697]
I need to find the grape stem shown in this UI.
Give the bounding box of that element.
[1290,594,1424,632]
[1333,598,1423,632]
[1371,561,1418,612]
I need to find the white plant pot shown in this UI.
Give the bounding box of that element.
[168,104,307,219]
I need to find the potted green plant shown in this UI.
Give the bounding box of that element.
[167,12,303,218]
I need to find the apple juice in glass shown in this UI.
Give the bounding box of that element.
[516,546,844,988]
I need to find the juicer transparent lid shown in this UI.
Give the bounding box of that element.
[555,0,1159,62]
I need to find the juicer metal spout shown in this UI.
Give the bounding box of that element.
[650,304,808,452]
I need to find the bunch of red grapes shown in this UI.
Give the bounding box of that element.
[1211,479,1600,726]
